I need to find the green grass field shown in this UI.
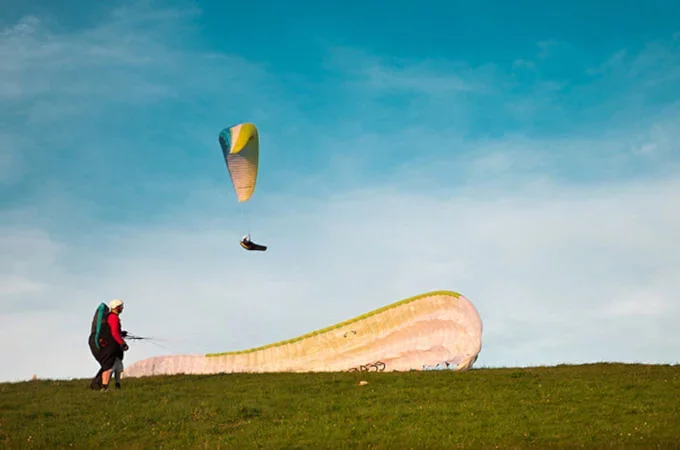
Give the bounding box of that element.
[1,363,678,449]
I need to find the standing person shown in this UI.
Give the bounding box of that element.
[108,299,128,389]
[88,299,129,391]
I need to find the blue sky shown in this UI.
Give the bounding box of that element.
[1,0,679,382]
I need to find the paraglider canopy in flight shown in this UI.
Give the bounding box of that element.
[219,122,259,203]
[218,123,267,252]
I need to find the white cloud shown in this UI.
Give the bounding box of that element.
[322,33,680,140]
[0,11,270,112]
[536,40,563,59]
[0,275,45,298]
[361,62,479,94]
[2,159,679,382]
[586,49,628,76]
[326,47,495,97]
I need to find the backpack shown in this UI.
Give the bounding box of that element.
[90,302,112,350]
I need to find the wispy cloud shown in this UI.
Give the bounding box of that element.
[0,3,292,225]
[326,47,495,96]
[322,37,677,145]
[536,40,564,59]
[586,49,628,76]
[0,132,26,184]
[0,10,276,115]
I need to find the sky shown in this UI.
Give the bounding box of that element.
[1,0,679,383]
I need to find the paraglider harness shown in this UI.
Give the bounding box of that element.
[89,302,113,351]
[240,235,267,251]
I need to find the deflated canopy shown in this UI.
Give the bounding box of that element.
[123,290,484,377]
[219,123,259,203]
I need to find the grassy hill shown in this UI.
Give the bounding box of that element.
[1,363,678,449]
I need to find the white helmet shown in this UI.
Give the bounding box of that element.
[109,299,124,310]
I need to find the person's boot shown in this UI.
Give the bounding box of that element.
[90,376,101,390]
[89,369,103,390]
